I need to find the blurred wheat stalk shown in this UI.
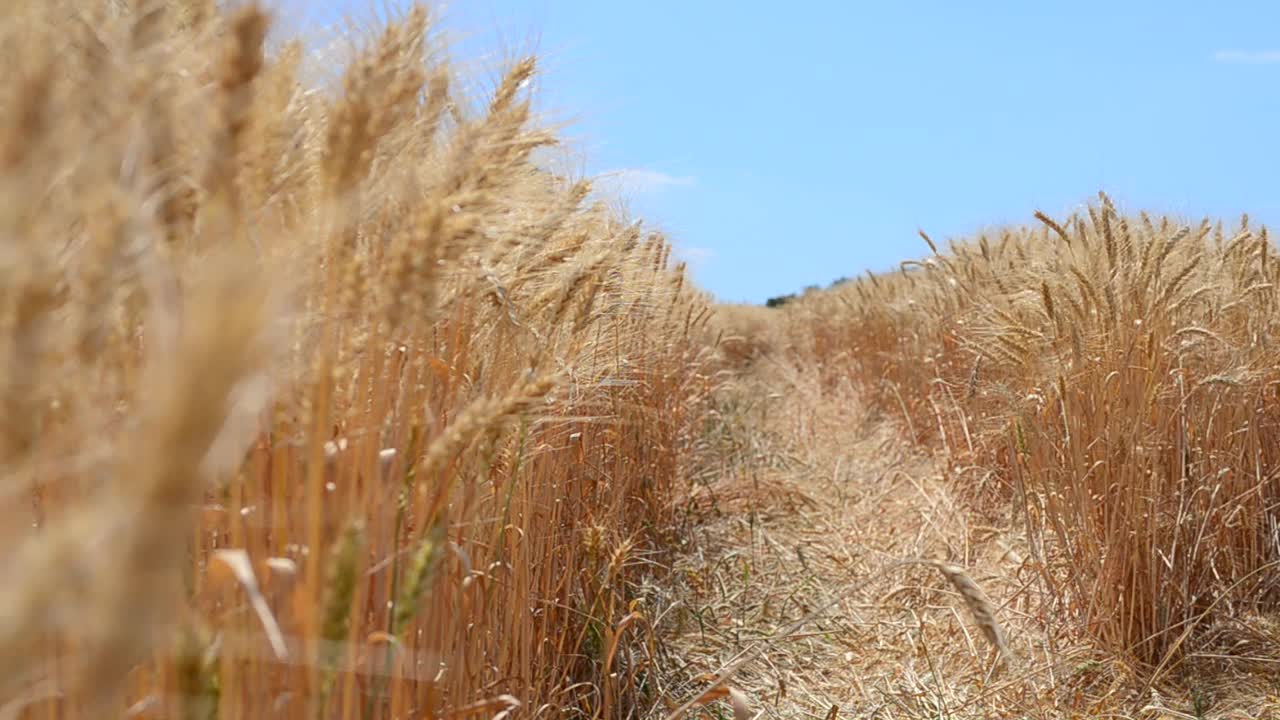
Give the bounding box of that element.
[0,2,715,718]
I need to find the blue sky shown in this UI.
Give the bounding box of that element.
[285,1,1280,304]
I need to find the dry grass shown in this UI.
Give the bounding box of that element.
[0,3,718,718]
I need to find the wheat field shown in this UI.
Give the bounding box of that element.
[0,2,715,718]
[749,197,1280,717]
[3,2,1280,719]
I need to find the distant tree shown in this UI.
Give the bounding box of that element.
[763,274,855,308]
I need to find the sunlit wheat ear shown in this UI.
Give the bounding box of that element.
[922,560,1011,660]
[1034,210,1071,245]
[417,376,557,484]
[419,66,452,144]
[918,229,939,254]
[201,4,268,225]
[489,57,537,116]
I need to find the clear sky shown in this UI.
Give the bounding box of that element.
[283,1,1280,304]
